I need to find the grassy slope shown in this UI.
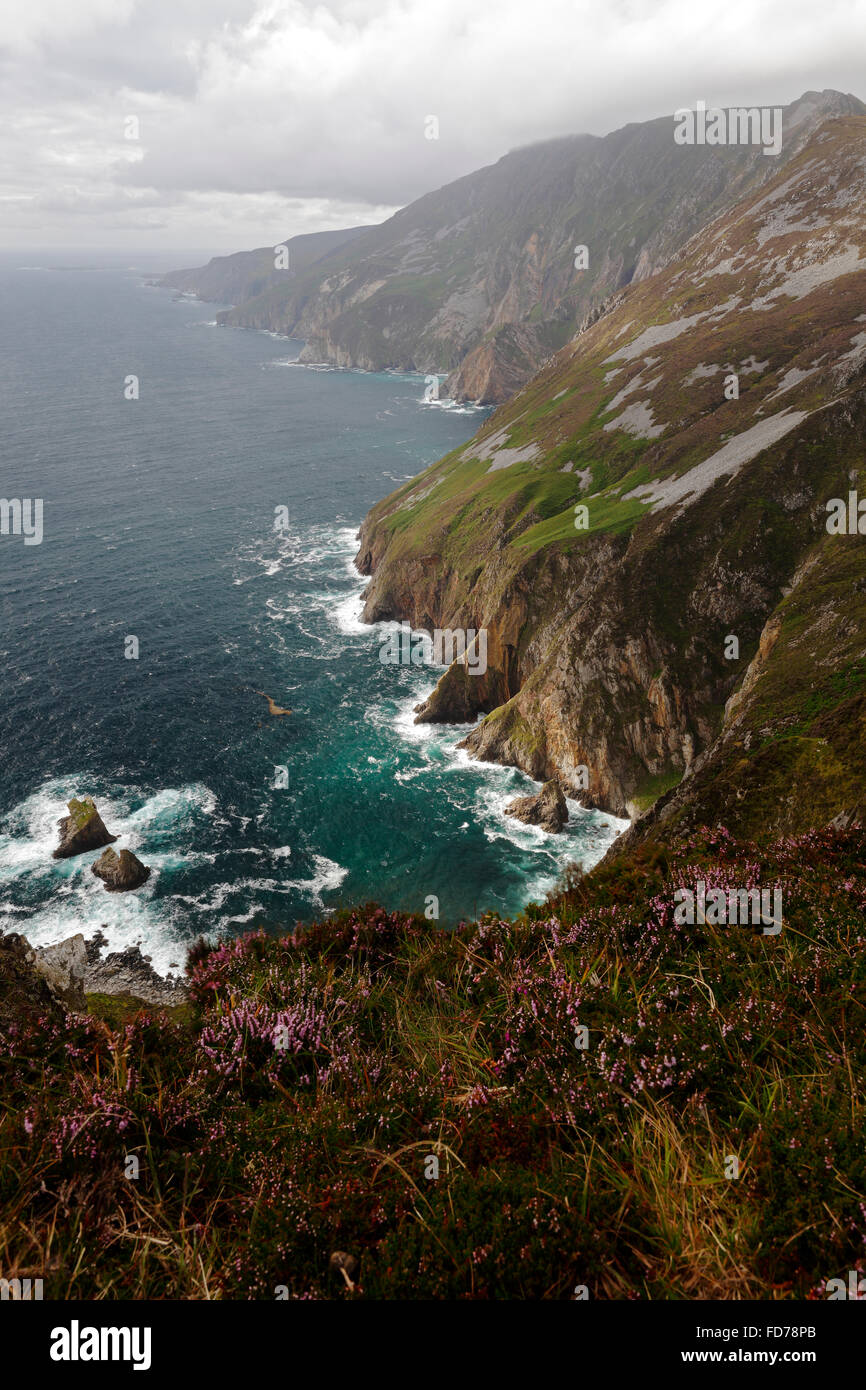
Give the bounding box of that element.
[366,117,866,572]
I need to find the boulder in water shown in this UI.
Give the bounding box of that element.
[91,847,151,893]
[53,797,117,860]
[505,779,568,833]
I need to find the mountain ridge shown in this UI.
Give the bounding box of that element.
[160,90,865,404]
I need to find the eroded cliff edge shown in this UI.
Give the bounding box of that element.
[356,116,866,830]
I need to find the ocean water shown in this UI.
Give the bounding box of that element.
[0,250,625,973]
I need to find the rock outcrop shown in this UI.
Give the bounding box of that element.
[505,779,568,832]
[52,797,117,860]
[91,847,151,892]
[0,933,76,1024]
[0,930,187,1019]
[829,804,866,831]
[32,934,88,1011]
[83,931,187,1007]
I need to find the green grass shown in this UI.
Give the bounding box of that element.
[629,767,684,814]
[514,488,650,551]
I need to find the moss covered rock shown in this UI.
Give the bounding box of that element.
[52,796,117,860]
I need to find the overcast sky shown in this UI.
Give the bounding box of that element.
[1,0,865,256]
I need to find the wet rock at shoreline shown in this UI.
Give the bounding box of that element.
[505,779,568,833]
[83,931,187,1007]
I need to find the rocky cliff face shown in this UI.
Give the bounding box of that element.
[158,225,371,306]
[162,92,864,404]
[356,114,866,827]
[607,516,866,854]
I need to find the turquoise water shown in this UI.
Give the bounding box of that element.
[0,251,624,972]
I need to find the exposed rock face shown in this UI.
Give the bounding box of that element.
[445,323,549,405]
[32,934,88,1012]
[505,780,568,832]
[606,536,866,855]
[52,797,117,860]
[91,847,151,893]
[412,609,524,725]
[162,92,864,403]
[0,933,73,1024]
[83,931,187,1007]
[355,115,866,829]
[0,930,187,1019]
[829,804,866,831]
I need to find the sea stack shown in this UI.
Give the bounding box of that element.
[53,797,118,859]
[505,779,569,833]
[91,847,151,893]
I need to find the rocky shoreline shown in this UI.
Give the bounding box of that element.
[0,928,188,1017]
[0,791,185,1013]
[82,930,188,1006]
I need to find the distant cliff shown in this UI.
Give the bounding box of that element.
[161,90,864,404]
[158,224,372,310]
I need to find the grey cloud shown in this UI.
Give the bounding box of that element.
[1,0,865,249]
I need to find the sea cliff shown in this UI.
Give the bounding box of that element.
[355,114,866,835]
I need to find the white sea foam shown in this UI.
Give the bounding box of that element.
[390,686,459,746]
[421,396,486,415]
[281,855,349,903]
[0,778,219,975]
[331,588,368,635]
[392,687,439,742]
[264,596,303,621]
[473,776,626,897]
[387,695,625,885]
[178,854,344,920]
